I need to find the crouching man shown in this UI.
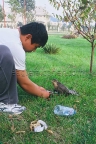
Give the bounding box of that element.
[0,22,50,114]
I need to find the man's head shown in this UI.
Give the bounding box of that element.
[19,22,48,52]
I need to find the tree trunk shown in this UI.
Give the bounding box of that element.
[90,42,95,73]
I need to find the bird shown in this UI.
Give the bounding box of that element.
[52,79,78,96]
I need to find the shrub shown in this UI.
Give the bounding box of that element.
[62,34,77,39]
[43,43,60,54]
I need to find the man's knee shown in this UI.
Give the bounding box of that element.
[0,45,14,66]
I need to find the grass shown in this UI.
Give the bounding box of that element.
[0,35,96,144]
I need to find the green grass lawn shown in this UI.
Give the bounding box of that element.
[0,35,96,144]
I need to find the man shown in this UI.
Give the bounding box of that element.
[0,22,50,114]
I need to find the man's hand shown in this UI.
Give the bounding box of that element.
[39,86,50,98]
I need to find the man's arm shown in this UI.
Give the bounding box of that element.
[16,70,50,98]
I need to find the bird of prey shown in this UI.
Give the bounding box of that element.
[52,79,78,96]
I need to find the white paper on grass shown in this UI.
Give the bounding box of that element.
[34,120,48,132]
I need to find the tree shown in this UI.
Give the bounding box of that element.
[7,0,35,25]
[0,5,4,22]
[18,0,35,11]
[26,12,35,23]
[7,0,20,28]
[17,0,35,24]
[49,0,96,73]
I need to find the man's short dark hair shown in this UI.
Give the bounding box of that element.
[20,22,48,47]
